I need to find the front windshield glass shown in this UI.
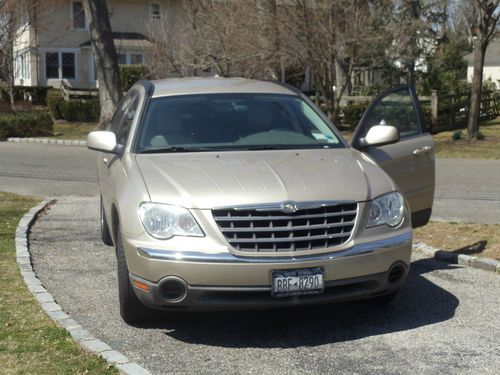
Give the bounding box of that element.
[136,94,343,153]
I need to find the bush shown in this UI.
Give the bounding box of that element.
[477,131,485,140]
[452,130,463,141]
[47,90,65,119]
[120,64,150,91]
[0,111,53,139]
[0,86,49,105]
[47,89,100,122]
[341,103,369,129]
[59,99,100,122]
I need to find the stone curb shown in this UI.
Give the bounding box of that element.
[7,137,86,146]
[15,200,152,375]
[413,242,500,274]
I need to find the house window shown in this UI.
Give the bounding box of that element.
[118,53,144,65]
[118,54,127,64]
[130,54,144,64]
[45,51,76,80]
[45,53,59,79]
[72,1,86,29]
[150,3,161,19]
[62,53,76,79]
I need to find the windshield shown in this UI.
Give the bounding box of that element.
[136,94,343,153]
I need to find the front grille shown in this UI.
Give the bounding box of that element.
[213,202,357,253]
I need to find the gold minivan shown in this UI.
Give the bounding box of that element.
[87,78,434,324]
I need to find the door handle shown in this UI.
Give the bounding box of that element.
[102,157,109,166]
[413,146,432,156]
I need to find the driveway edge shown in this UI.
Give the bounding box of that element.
[413,242,500,274]
[15,200,151,375]
[7,137,85,146]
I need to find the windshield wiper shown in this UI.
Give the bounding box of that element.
[140,146,219,154]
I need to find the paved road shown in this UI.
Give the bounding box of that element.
[30,197,500,375]
[0,143,98,197]
[1,143,499,223]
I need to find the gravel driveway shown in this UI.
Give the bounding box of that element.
[28,197,500,375]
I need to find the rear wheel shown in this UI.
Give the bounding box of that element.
[100,196,113,246]
[115,226,151,324]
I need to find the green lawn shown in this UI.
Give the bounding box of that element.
[0,192,117,374]
[45,121,98,141]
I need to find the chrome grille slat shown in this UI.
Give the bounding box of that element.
[213,202,358,253]
[220,221,355,233]
[213,210,357,221]
[227,233,350,243]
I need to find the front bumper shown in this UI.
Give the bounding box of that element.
[126,230,412,310]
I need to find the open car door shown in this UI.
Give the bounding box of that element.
[351,85,435,228]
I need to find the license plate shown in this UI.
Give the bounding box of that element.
[272,268,324,297]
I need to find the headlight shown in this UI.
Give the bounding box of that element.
[367,192,405,228]
[138,203,204,239]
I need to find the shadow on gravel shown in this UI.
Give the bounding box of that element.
[139,258,460,348]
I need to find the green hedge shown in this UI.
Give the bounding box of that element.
[0,111,53,139]
[47,90,100,122]
[341,103,369,129]
[120,64,150,91]
[0,86,49,105]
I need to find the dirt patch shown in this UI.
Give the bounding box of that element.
[414,221,500,260]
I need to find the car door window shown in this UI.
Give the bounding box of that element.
[356,87,422,141]
[109,91,139,145]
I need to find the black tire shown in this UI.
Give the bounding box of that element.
[100,196,113,246]
[115,227,151,325]
[369,289,399,305]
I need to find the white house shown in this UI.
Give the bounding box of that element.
[465,40,500,89]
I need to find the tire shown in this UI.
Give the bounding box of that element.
[369,289,399,305]
[115,227,151,325]
[100,196,113,246]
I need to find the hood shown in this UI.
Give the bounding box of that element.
[134,149,395,209]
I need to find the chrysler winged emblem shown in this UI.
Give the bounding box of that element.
[280,201,298,214]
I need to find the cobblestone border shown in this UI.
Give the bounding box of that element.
[413,242,500,273]
[7,137,86,146]
[15,200,151,375]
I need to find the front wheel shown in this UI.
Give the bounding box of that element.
[100,196,113,246]
[115,227,151,325]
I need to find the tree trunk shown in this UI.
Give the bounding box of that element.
[467,42,486,139]
[257,0,280,80]
[83,0,122,127]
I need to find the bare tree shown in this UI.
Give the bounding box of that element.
[83,0,122,127]
[462,0,499,139]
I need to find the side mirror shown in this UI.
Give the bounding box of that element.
[87,131,119,153]
[360,125,399,147]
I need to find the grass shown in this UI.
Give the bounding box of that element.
[414,221,500,261]
[433,116,500,159]
[0,192,117,374]
[45,121,98,141]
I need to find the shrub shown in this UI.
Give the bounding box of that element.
[47,89,100,122]
[120,64,150,91]
[0,111,53,139]
[0,86,49,105]
[59,99,100,122]
[341,103,369,129]
[477,131,485,140]
[47,90,66,119]
[452,130,463,141]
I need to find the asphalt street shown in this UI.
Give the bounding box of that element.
[29,197,500,375]
[1,142,499,223]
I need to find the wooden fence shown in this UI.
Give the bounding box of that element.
[311,90,499,133]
